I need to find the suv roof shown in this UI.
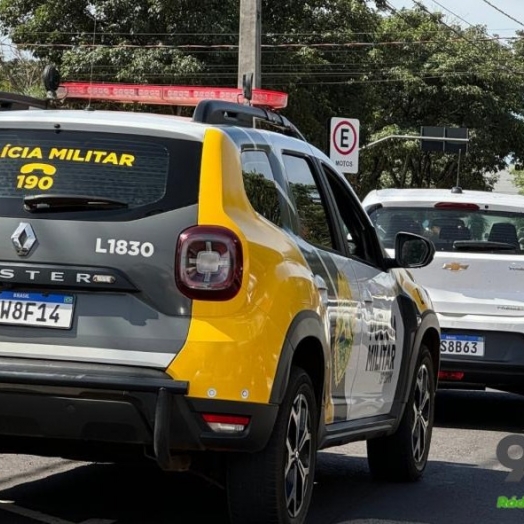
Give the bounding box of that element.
[364,187,524,210]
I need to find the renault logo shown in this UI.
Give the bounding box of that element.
[11,222,37,256]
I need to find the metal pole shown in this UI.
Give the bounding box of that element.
[456,149,462,187]
[360,134,470,150]
[238,0,262,88]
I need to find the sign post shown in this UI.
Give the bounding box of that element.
[329,117,360,174]
[420,126,469,154]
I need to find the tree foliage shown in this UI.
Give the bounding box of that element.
[357,6,524,196]
[0,1,523,197]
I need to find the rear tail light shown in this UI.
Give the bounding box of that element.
[438,371,464,381]
[176,226,243,300]
[201,413,250,433]
[434,202,479,210]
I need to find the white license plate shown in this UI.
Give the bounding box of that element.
[0,292,74,329]
[440,334,485,357]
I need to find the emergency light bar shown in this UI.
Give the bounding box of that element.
[57,82,288,109]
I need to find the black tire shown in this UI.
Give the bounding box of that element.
[367,344,435,482]
[226,367,318,524]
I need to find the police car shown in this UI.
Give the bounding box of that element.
[0,70,440,524]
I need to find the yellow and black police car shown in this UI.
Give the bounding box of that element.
[0,73,439,524]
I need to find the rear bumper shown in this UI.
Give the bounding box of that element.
[0,358,277,465]
[440,360,524,389]
[439,328,524,390]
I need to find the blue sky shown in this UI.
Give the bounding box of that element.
[387,0,524,37]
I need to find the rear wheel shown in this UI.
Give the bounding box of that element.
[227,367,318,524]
[367,345,435,482]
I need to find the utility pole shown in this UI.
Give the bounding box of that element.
[238,0,262,88]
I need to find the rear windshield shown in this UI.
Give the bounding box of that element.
[368,206,524,254]
[0,130,201,219]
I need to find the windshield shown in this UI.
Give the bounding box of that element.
[368,206,524,254]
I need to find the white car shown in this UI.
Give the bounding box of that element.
[363,186,524,395]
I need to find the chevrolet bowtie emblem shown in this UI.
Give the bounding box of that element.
[11,222,37,256]
[442,262,469,271]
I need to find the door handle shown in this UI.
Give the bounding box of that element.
[313,275,329,306]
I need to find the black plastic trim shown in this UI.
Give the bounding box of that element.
[193,100,306,141]
[0,367,187,393]
[270,310,328,405]
[0,92,48,110]
[0,359,278,462]
[319,415,397,449]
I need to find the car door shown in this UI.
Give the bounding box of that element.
[278,150,363,424]
[316,161,408,420]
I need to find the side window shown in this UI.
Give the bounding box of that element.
[321,163,377,263]
[241,150,283,227]
[282,154,335,250]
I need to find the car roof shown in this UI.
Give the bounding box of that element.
[363,187,524,212]
[0,107,318,152]
[0,108,211,141]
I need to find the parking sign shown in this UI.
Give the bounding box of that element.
[329,117,359,174]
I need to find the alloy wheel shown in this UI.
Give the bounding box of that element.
[285,392,312,518]
[412,363,431,463]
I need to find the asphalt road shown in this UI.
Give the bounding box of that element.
[0,389,523,524]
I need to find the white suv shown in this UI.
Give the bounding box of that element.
[363,187,524,395]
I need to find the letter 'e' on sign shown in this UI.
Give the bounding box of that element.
[329,117,360,174]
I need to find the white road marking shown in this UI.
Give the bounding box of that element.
[0,500,116,524]
[80,520,116,524]
[0,501,75,524]
[0,459,81,491]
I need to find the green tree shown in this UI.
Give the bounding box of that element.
[356,6,524,196]
[2,1,524,198]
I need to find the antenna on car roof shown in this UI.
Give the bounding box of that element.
[451,149,463,193]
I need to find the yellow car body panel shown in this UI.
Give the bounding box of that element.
[167,128,324,404]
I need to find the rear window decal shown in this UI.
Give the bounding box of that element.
[17,163,56,191]
[1,144,135,167]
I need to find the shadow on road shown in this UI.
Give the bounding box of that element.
[309,451,520,524]
[0,389,522,524]
[0,451,517,524]
[0,462,230,524]
[435,388,524,432]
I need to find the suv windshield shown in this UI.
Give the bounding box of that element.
[368,206,524,253]
[0,130,202,219]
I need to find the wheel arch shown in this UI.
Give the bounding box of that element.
[270,311,327,415]
[391,308,440,429]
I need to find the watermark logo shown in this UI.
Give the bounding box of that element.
[496,434,524,482]
[497,496,524,509]
[496,434,524,509]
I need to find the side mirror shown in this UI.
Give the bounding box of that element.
[388,232,435,269]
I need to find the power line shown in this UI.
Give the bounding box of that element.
[480,0,524,29]
[8,34,514,51]
[410,0,524,75]
[428,0,475,28]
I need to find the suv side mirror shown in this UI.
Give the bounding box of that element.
[387,232,435,269]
